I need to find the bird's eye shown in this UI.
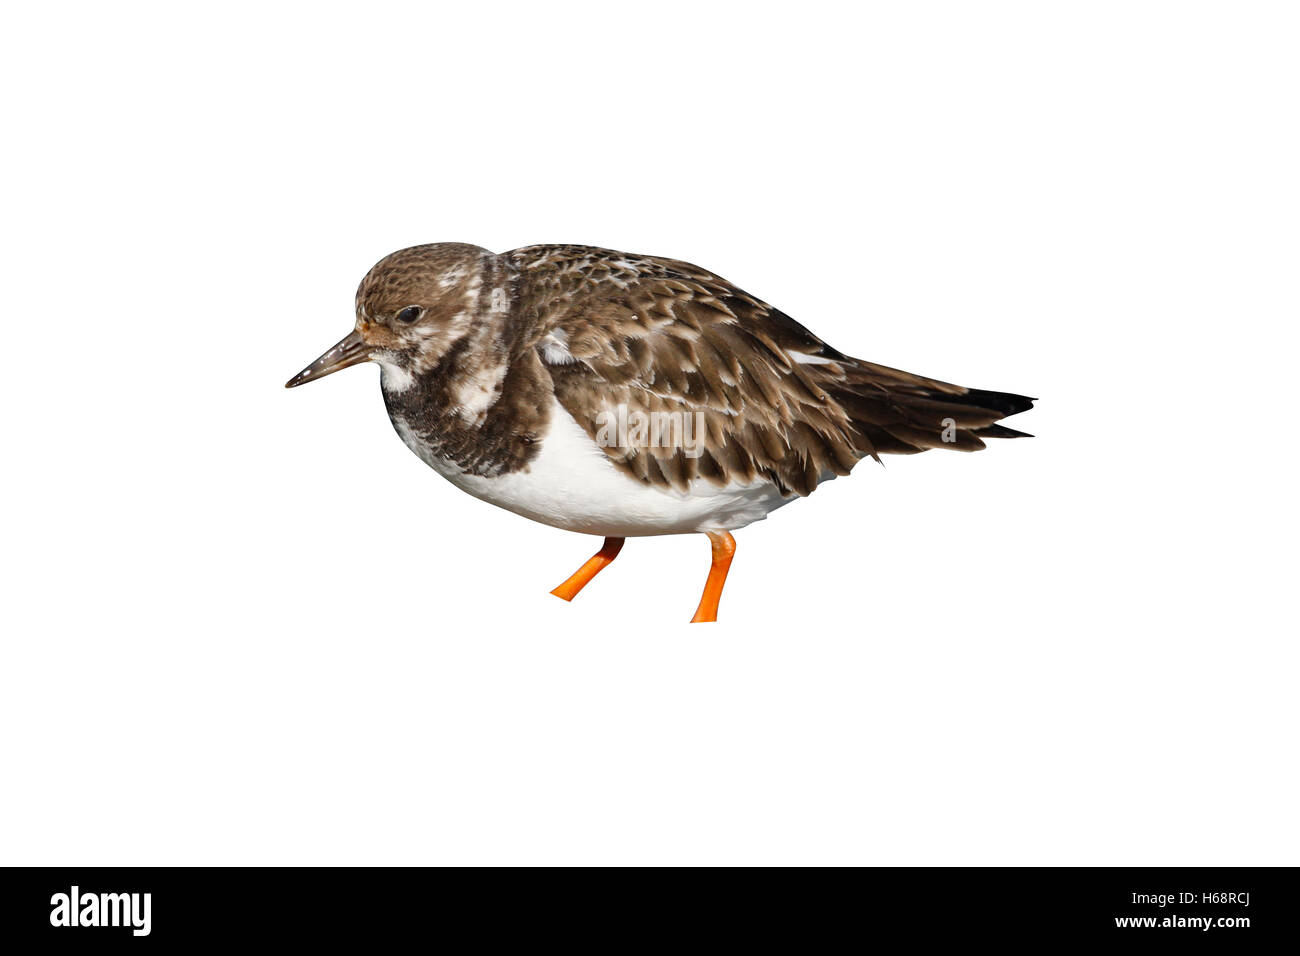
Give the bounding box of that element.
[396,305,424,323]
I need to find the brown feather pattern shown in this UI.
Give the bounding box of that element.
[507,245,1035,498]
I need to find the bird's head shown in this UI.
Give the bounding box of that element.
[285,242,496,390]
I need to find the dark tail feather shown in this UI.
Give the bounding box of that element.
[975,422,1034,440]
[957,387,1037,418]
[833,364,1036,457]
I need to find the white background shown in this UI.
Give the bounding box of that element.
[2,2,1296,866]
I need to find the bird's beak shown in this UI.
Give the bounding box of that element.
[285,330,373,388]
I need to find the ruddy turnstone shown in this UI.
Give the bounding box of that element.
[287,243,1034,622]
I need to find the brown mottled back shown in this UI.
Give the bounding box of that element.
[509,245,1034,497]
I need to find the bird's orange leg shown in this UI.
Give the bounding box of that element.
[550,536,625,602]
[690,531,736,623]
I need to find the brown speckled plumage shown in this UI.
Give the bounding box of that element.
[346,242,1033,494]
[510,244,1033,496]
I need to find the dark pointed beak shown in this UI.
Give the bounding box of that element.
[285,330,373,388]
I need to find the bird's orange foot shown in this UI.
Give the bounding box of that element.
[690,531,736,623]
[550,537,624,602]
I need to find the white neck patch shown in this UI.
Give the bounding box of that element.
[374,353,416,393]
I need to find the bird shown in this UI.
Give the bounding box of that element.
[286,243,1034,622]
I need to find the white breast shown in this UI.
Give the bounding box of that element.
[391,398,796,537]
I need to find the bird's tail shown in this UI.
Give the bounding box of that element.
[830,359,1036,459]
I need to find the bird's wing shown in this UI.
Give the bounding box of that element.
[509,245,1033,497]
